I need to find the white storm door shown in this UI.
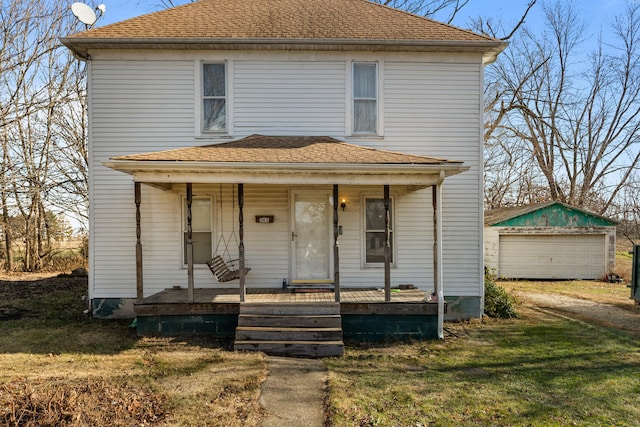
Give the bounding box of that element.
[291,191,332,281]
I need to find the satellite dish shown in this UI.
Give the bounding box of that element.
[71,2,97,26]
[71,2,106,28]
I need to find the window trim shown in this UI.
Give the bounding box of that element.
[351,61,382,137]
[181,195,214,267]
[199,61,231,135]
[361,194,396,268]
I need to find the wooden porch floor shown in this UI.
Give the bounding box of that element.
[139,287,428,304]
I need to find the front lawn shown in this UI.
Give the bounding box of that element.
[1,274,639,426]
[325,307,640,426]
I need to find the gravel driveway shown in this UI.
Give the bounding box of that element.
[514,291,640,339]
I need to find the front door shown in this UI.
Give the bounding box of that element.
[291,191,331,281]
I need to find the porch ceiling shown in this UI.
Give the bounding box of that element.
[103,135,469,186]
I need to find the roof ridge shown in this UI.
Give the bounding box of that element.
[351,0,499,43]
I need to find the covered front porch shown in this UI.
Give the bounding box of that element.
[104,135,468,350]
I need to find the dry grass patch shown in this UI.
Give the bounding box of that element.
[0,377,164,426]
[616,251,633,282]
[0,339,266,427]
[0,341,266,427]
[500,278,635,309]
[0,274,267,426]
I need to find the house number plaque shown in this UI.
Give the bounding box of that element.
[255,215,274,223]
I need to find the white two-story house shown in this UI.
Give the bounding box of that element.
[63,0,505,350]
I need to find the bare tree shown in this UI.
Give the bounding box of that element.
[485,1,640,215]
[615,174,640,245]
[372,0,469,23]
[472,1,538,41]
[0,0,87,270]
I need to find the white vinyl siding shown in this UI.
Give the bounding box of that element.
[383,61,483,297]
[90,59,195,299]
[233,61,346,136]
[338,187,431,286]
[88,51,485,305]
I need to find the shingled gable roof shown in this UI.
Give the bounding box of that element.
[62,0,506,62]
[111,134,461,165]
[484,201,618,226]
[104,135,469,186]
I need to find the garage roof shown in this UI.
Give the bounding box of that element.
[484,201,618,227]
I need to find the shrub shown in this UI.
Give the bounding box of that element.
[484,276,519,319]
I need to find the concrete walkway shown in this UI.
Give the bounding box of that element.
[260,356,326,427]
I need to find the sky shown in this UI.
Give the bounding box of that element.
[91,0,629,44]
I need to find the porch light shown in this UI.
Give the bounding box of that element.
[340,199,347,211]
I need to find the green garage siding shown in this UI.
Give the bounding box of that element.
[491,203,616,227]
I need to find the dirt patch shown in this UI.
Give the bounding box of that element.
[514,291,640,339]
[0,275,85,298]
[0,274,87,321]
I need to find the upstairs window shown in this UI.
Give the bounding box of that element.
[202,63,226,132]
[353,62,378,135]
[364,197,393,265]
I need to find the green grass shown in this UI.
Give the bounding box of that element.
[618,251,633,260]
[325,312,640,426]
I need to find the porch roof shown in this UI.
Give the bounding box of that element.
[103,135,469,187]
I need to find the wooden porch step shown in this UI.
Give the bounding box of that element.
[239,302,340,316]
[234,302,344,358]
[236,326,342,341]
[238,314,342,328]
[234,340,344,358]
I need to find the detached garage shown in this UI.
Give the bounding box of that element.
[484,202,617,280]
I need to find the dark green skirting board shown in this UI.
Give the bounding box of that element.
[136,314,238,337]
[341,314,439,343]
[135,313,438,342]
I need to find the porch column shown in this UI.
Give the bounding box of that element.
[333,184,341,302]
[186,183,194,303]
[384,184,391,302]
[432,172,444,339]
[135,182,143,302]
[238,183,246,302]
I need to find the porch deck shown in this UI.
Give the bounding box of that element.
[139,287,428,304]
[135,287,436,316]
[135,287,441,342]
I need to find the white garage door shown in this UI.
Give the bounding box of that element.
[499,234,606,279]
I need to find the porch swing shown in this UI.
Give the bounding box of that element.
[206,184,251,282]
